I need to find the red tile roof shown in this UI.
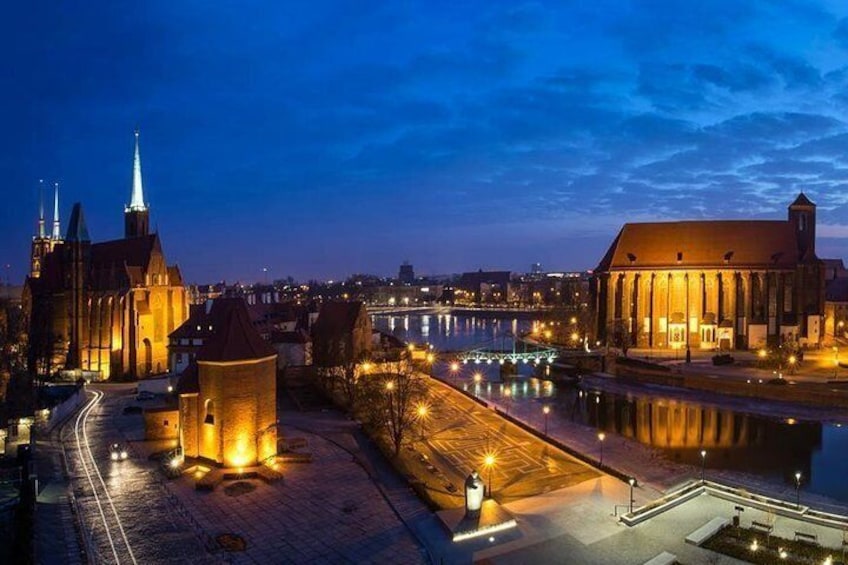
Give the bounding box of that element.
[596,220,800,271]
[196,298,277,362]
[312,301,366,336]
[176,362,199,394]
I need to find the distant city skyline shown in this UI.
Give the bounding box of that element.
[5,1,848,283]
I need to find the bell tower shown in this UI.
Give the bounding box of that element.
[788,192,816,260]
[124,130,150,238]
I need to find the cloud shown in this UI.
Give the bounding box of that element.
[834,17,848,49]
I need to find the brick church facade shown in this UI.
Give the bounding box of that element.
[591,194,825,351]
[25,132,188,379]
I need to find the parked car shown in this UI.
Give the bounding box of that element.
[109,443,128,461]
[136,390,155,401]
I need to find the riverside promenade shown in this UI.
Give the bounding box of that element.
[430,372,848,563]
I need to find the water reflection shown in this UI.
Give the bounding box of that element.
[466,374,827,493]
[379,312,848,502]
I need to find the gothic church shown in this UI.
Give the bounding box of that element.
[25,132,188,379]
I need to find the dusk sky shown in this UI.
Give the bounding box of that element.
[4,1,848,283]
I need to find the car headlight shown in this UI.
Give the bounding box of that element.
[111,452,119,461]
[120,451,128,460]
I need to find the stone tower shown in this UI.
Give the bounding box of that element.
[788,192,816,260]
[30,180,57,278]
[65,203,91,370]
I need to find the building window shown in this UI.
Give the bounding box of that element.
[204,399,215,425]
[176,353,183,363]
[163,419,169,427]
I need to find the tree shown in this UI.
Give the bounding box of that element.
[358,359,428,457]
[607,318,640,358]
[316,352,368,413]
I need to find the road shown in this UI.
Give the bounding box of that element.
[62,384,214,564]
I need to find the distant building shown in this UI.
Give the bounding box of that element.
[592,193,825,350]
[312,301,372,367]
[25,132,188,379]
[399,262,415,285]
[455,270,513,304]
[175,298,277,467]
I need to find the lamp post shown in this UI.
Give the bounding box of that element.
[788,354,797,375]
[484,453,495,498]
[794,471,802,509]
[450,361,459,386]
[416,404,429,442]
[473,373,482,398]
[700,449,707,483]
[834,347,839,379]
[426,352,435,377]
[629,478,635,513]
[598,432,606,467]
[543,406,550,436]
[503,386,511,416]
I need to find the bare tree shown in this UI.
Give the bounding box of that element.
[358,359,428,457]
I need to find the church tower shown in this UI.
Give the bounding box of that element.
[30,180,53,278]
[788,192,816,261]
[65,202,91,371]
[124,130,150,238]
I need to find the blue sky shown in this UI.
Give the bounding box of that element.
[3,1,848,283]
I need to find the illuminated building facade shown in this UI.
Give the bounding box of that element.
[592,194,825,350]
[25,132,188,379]
[176,298,278,467]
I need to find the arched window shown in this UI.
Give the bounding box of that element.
[799,213,807,232]
[204,399,215,425]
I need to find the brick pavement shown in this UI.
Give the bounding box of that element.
[165,423,426,564]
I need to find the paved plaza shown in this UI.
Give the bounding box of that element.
[418,378,600,506]
[162,419,426,564]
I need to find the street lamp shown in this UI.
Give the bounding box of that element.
[834,347,839,379]
[597,432,606,466]
[503,386,511,415]
[425,352,435,376]
[700,449,707,483]
[788,354,797,374]
[629,478,635,513]
[484,453,496,498]
[794,471,802,509]
[543,405,550,435]
[473,373,482,398]
[416,403,429,441]
[450,361,459,386]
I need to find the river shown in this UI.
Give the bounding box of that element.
[372,312,848,505]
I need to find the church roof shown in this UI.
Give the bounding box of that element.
[91,234,159,269]
[790,192,816,207]
[196,298,277,362]
[595,220,799,271]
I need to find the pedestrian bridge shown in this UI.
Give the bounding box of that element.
[457,334,558,365]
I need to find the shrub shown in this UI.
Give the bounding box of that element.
[712,354,734,366]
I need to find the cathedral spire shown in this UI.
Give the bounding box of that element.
[52,182,62,240]
[128,129,147,211]
[37,179,46,239]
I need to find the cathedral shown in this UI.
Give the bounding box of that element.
[25,132,189,379]
[592,194,825,351]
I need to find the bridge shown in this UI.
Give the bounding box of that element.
[456,333,559,365]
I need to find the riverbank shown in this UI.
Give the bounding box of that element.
[437,373,848,517]
[611,355,848,409]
